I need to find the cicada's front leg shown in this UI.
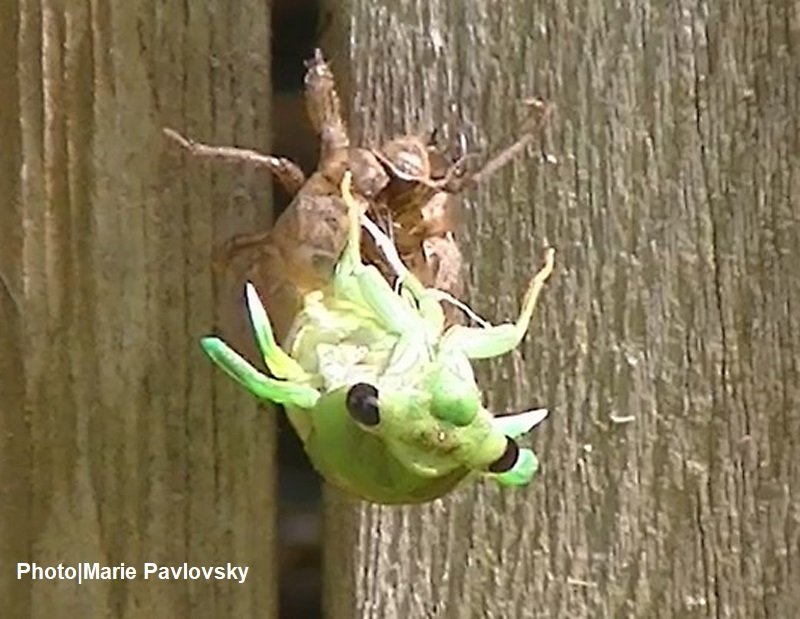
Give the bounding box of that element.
[162,128,306,196]
[445,98,552,192]
[304,49,349,158]
[440,248,555,360]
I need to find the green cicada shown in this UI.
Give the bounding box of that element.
[201,173,555,504]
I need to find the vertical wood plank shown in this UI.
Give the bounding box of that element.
[0,0,27,614]
[1,1,276,617]
[323,1,800,617]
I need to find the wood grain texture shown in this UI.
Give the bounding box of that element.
[0,1,275,617]
[323,1,800,617]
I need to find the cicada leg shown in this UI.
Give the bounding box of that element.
[444,98,552,192]
[304,49,350,158]
[440,248,555,360]
[163,127,306,195]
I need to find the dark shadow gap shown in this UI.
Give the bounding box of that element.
[271,2,324,618]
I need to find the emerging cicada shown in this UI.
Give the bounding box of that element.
[201,172,555,503]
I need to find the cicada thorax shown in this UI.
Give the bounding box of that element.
[359,135,468,318]
[370,134,465,241]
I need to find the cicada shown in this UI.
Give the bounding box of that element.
[164,49,550,343]
[202,172,555,504]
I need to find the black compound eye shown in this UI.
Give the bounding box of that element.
[346,383,380,426]
[488,437,520,473]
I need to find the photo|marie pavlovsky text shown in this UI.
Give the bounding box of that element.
[17,562,249,584]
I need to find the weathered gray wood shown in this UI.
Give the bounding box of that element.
[0,2,275,617]
[323,0,800,617]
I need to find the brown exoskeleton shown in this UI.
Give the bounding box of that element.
[164,49,549,343]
